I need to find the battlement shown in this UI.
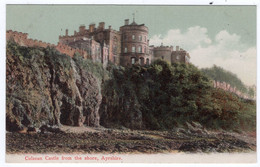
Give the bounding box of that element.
[154,44,173,51]
[6,30,55,48]
[56,42,87,58]
[7,30,86,58]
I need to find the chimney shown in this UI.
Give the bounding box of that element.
[79,25,86,33]
[65,29,68,36]
[176,46,179,51]
[125,19,129,25]
[99,22,105,30]
[89,24,95,33]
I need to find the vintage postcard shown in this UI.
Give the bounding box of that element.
[3,1,258,165]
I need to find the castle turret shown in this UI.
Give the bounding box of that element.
[119,18,151,67]
[153,44,173,63]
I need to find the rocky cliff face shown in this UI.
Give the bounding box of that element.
[6,42,102,131]
[99,67,143,130]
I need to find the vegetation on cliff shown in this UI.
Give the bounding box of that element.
[101,60,256,131]
[6,41,256,133]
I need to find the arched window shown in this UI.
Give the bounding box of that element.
[139,57,144,65]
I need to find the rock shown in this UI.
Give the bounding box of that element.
[39,125,63,133]
[185,122,195,131]
[6,44,102,131]
[27,127,37,133]
[191,121,203,129]
[185,122,208,136]
[176,128,187,134]
[18,127,28,134]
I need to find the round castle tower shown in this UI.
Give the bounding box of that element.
[119,18,151,66]
[153,43,173,63]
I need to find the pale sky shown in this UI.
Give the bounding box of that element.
[6,5,256,86]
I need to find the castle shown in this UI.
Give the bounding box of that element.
[6,18,190,67]
[7,22,256,100]
[58,18,190,67]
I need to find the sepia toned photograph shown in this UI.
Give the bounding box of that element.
[4,2,257,164]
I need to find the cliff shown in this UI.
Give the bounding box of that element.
[6,41,101,131]
[6,41,256,132]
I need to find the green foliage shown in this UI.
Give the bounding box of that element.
[103,60,256,131]
[248,87,255,97]
[73,54,107,81]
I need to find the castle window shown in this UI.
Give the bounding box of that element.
[139,36,142,41]
[132,35,135,40]
[131,57,135,64]
[132,46,136,52]
[138,46,142,53]
[176,55,180,60]
[124,47,127,53]
[185,55,190,63]
[124,35,127,40]
[162,56,164,59]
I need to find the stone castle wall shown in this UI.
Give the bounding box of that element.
[171,48,190,64]
[56,42,87,58]
[7,30,87,58]
[59,22,121,65]
[213,80,251,99]
[7,30,55,48]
